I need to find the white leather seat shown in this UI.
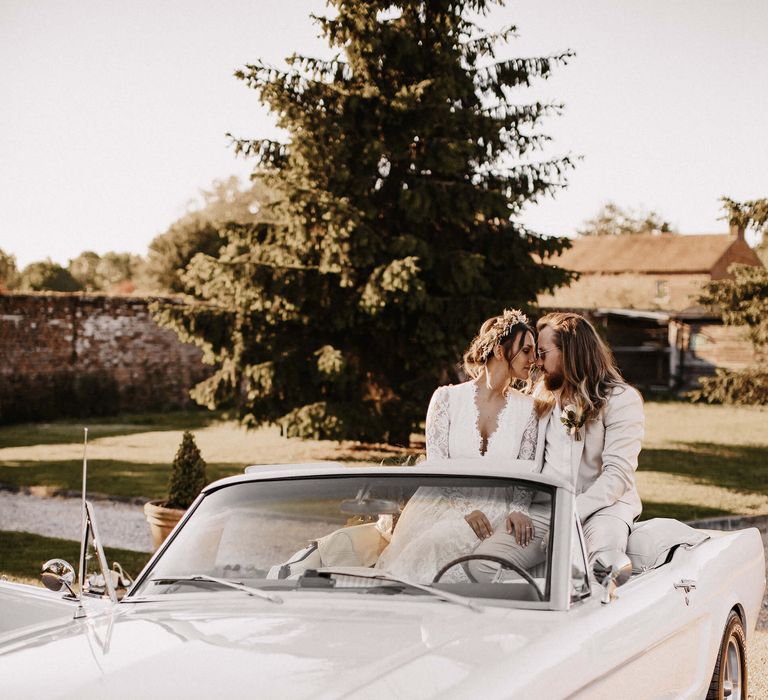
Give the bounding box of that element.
[626,518,709,574]
[268,522,389,579]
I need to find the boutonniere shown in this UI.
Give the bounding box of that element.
[560,404,587,441]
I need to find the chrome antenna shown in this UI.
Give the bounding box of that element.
[77,428,89,594]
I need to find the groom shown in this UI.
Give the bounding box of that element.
[474,311,644,571]
[534,312,644,565]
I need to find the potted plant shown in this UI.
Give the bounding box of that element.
[144,431,207,550]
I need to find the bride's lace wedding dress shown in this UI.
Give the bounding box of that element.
[375,381,540,583]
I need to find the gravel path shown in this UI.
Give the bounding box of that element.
[0,490,153,552]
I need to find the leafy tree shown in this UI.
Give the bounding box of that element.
[0,249,20,291]
[693,197,768,405]
[96,252,143,292]
[68,251,102,291]
[577,201,673,237]
[145,176,277,293]
[19,260,82,292]
[720,195,768,265]
[700,263,768,351]
[154,0,575,443]
[68,251,144,293]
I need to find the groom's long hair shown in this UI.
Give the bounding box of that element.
[535,312,626,419]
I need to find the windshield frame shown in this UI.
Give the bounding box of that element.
[127,468,572,610]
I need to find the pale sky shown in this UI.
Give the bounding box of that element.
[1,0,767,268]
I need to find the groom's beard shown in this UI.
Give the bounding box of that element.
[543,368,564,391]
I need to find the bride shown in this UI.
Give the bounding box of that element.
[375,309,547,583]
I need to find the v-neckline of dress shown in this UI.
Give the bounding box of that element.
[470,380,511,456]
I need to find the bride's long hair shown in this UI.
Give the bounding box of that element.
[535,312,626,419]
[462,310,534,388]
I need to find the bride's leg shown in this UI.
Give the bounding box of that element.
[380,515,479,583]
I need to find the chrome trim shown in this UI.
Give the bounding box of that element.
[673,578,697,606]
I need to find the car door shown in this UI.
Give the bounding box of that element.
[568,532,708,700]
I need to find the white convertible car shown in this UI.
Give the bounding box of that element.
[0,461,764,700]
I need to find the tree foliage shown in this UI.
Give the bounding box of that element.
[68,251,102,291]
[66,251,143,292]
[94,252,144,292]
[720,195,768,264]
[0,249,20,291]
[689,367,768,406]
[145,176,277,293]
[700,263,768,354]
[154,0,575,443]
[19,260,82,292]
[577,201,673,237]
[693,196,768,405]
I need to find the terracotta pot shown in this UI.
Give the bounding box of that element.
[143,500,185,551]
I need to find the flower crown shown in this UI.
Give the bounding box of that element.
[477,308,529,361]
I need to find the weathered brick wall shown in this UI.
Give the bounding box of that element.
[0,293,210,423]
[680,322,759,386]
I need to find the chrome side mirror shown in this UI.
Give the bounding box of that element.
[41,559,77,596]
[593,550,632,604]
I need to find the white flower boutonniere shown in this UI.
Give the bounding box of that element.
[560,404,587,441]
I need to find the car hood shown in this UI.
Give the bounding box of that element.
[0,592,583,699]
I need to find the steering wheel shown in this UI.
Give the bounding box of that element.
[432,554,544,601]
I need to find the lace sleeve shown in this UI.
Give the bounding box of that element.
[508,408,539,513]
[517,408,538,460]
[507,487,533,514]
[425,386,450,460]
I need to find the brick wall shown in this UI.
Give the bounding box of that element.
[677,321,759,387]
[0,293,209,423]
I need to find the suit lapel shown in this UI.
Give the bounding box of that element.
[534,409,552,472]
[569,423,587,487]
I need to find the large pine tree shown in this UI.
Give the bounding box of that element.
[154,0,575,444]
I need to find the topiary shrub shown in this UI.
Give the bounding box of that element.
[166,431,207,510]
[688,367,768,406]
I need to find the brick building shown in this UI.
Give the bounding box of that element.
[536,227,763,390]
[537,226,762,311]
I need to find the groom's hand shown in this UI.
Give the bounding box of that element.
[465,510,493,540]
[506,512,534,547]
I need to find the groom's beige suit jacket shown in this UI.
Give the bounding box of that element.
[542,384,644,526]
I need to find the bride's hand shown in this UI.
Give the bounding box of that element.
[506,512,534,547]
[465,510,493,540]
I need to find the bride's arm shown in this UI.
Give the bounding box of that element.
[425,386,450,460]
[508,486,533,514]
[507,406,539,513]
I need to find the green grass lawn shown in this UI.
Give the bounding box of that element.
[0,530,150,584]
[638,502,733,521]
[0,459,245,501]
[640,443,768,495]
[0,410,223,449]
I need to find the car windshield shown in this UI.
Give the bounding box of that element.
[130,474,555,603]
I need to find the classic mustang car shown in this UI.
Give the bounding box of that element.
[0,460,764,699]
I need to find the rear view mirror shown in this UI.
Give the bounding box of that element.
[340,484,401,516]
[340,498,401,515]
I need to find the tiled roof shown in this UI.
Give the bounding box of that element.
[548,233,738,274]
